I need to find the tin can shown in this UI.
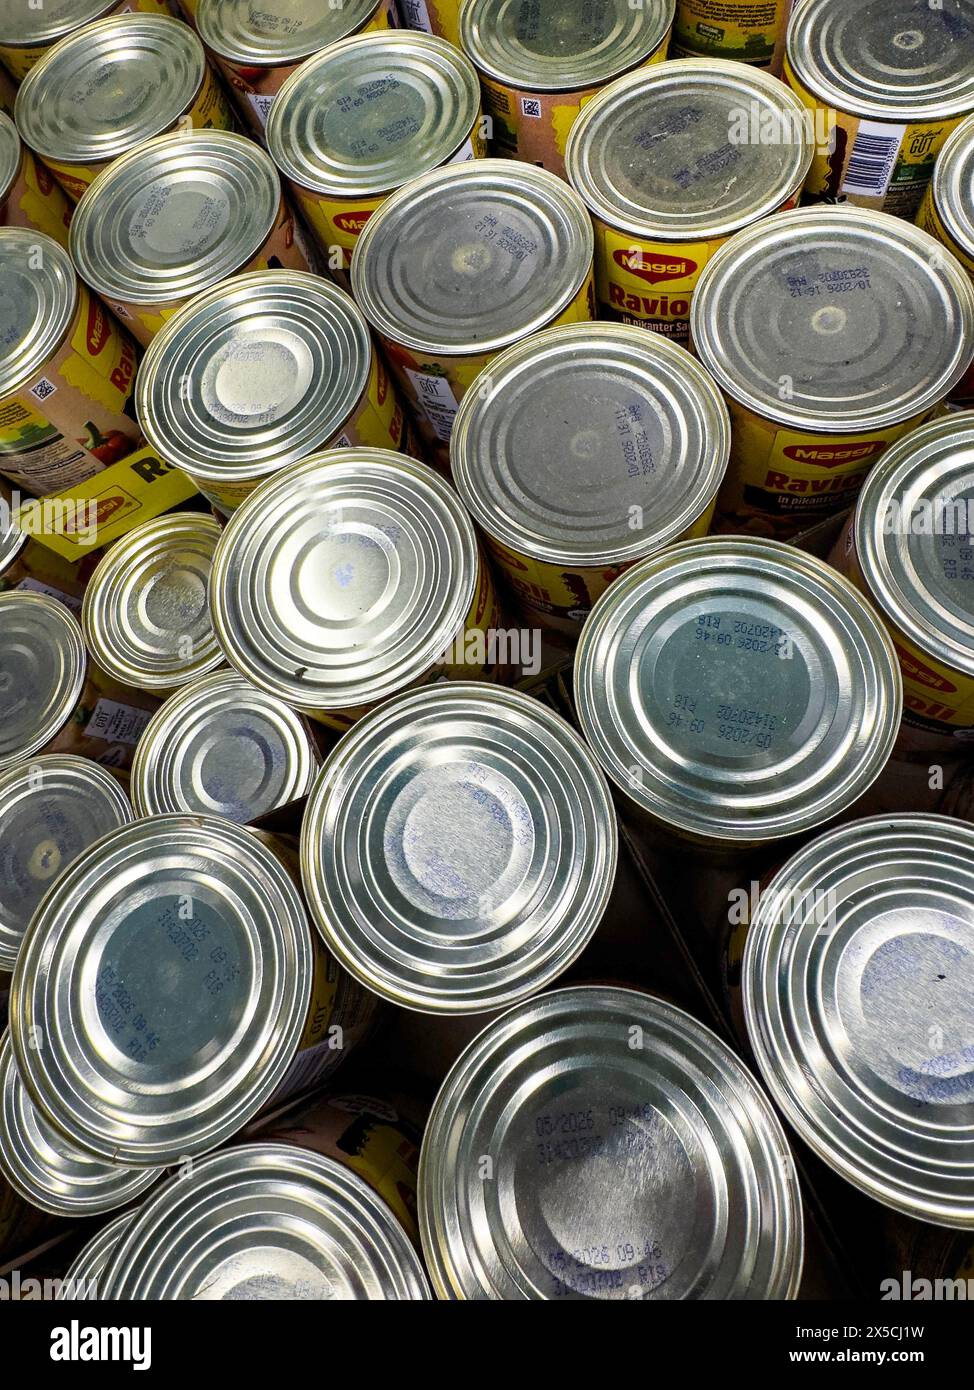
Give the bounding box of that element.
[265,30,485,280]
[574,537,902,847]
[0,0,175,82]
[566,59,813,349]
[459,0,674,178]
[0,230,141,497]
[784,0,974,219]
[209,448,505,730]
[70,130,312,350]
[195,0,398,134]
[671,0,794,72]
[397,0,461,45]
[0,110,71,247]
[301,683,618,1014]
[918,115,974,407]
[742,813,974,1228]
[691,208,974,537]
[137,270,405,514]
[14,13,233,203]
[419,985,803,1299]
[98,1143,431,1299]
[56,1211,134,1300]
[0,592,158,774]
[351,159,595,463]
[452,322,730,634]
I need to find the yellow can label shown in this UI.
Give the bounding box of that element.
[917,185,974,278]
[595,224,724,349]
[0,145,73,248]
[398,0,462,45]
[0,0,174,83]
[670,0,794,73]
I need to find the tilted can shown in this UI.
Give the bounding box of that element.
[98,1143,431,1299]
[459,0,674,178]
[784,0,974,218]
[265,30,485,280]
[918,114,974,407]
[419,986,804,1299]
[0,110,71,247]
[690,208,974,537]
[56,1211,134,1300]
[573,538,902,848]
[452,322,730,634]
[70,130,312,349]
[670,0,795,72]
[0,591,159,774]
[195,0,398,134]
[0,0,175,83]
[137,270,405,514]
[209,448,505,731]
[14,13,233,203]
[351,159,594,464]
[566,59,812,348]
[743,813,974,1228]
[0,230,141,497]
[397,0,462,45]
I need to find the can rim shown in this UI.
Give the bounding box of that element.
[195,0,386,67]
[0,229,78,403]
[0,591,87,772]
[56,1211,135,1298]
[0,0,122,48]
[930,113,974,261]
[0,110,21,206]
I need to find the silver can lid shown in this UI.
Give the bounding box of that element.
[0,1032,158,1218]
[9,814,313,1165]
[419,986,804,1299]
[0,754,133,974]
[15,14,208,167]
[266,31,481,199]
[854,411,974,680]
[0,229,77,403]
[196,0,387,67]
[787,0,974,122]
[99,1143,432,1299]
[351,158,594,355]
[0,591,87,772]
[0,0,124,49]
[57,1211,135,1300]
[209,448,479,713]
[691,208,974,432]
[131,670,319,821]
[0,110,20,204]
[930,113,974,263]
[743,813,974,1228]
[137,270,373,487]
[452,322,730,567]
[566,58,812,240]
[574,538,902,843]
[460,0,674,92]
[0,480,28,576]
[81,512,225,692]
[301,683,618,1015]
[70,131,288,308]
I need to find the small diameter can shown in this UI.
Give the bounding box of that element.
[452,322,730,635]
[13,13,233,203]
[265,30,485,280]
[690,208,974,537]
[0,230,141,497]
[0,0,175,83]
[917,114,974,407]
[784,0,974,218]
[671,0,795,72]
[397,0,462,45]
[743,813,974,1228]
[208,448,505,730]
[0,110,71,247]
[419,986,804,1299]
[565,59,812,349]
[573,538,902,848]
[195,0,398,134]
[459,0,674,178]
[136,270,405,514]
[351,158,595,465]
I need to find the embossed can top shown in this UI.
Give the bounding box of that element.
[0,591,87,772]
[196,0,389,68]
[0,230,77,402]
[929,113,974,263]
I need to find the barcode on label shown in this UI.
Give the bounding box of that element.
[841,120,905,198]
[84,699,153,747]
[247,92,276,126]
[29,376,57,403]
[399,0,432,30]
[332,433,354,448]
[520,97,543,119]
[403,368,459,442]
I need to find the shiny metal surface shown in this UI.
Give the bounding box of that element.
[196,0,387,66]
[0,591,87,771]
[56,1211,134,1299]
[0,0,135,48]
[0,230,76,402]
[0,110,19,204]
[930,113,974,261]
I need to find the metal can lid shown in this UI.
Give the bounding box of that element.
[81,512,225,691]
[15,14,207,167]
[743,813,974,1228]
[0,229,77,403]
[196,0,387,67]
[131,670,319,820]
[266,30,481,199]
[9,814,313,1166]
[0,754,133,974]
[99,1143,432,1299]
[930,112,974,262]
[691,208,974,432]
[209,448,479,712]
[419,986,804,1299]
[70,131,287,307]
[0,592,87,773]
[57,1211,135,1299]
[301,683,618,1015]
[854,412,974,680]
[574,538,902,843]
[452,322,730,566]
[351,158,594,355]
[0,110,20,205]
[0,487,28,576]
[0,1032,158,1218]
[460,0,674,93]
[786,0,974,122]
[137,270,373,485]
[0,0,122,49]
